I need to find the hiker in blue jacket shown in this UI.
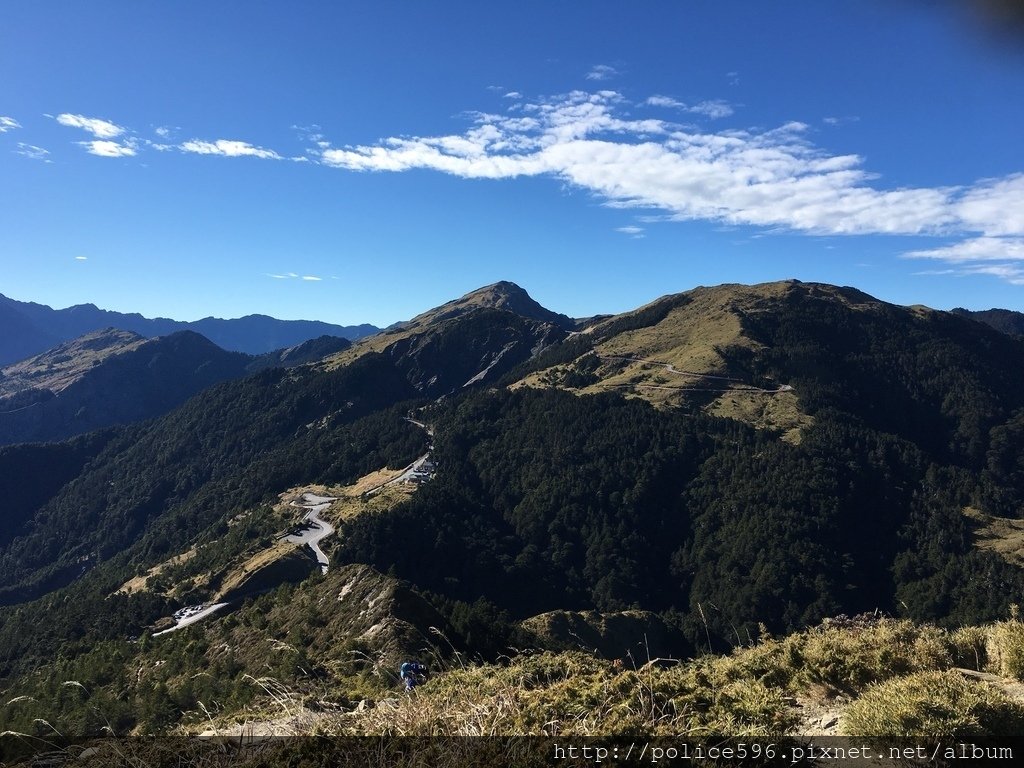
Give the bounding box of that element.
[400,661,427,691]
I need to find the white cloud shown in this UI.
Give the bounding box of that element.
[503,91,522,99]
[154,126,176,139]
[313,89,1024,284]
[15,143,51,162]
[55,114,136,156]
[75,256,88,261]
[81,140,136,157]
[55,113,124,139]
[586,64,618,81]
[953,174,1024,237]
[0,116,20,132]
[302,275,322,281]
[616,225,644,235]
[180,139,281,159]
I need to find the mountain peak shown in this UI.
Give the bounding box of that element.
[407,281,575,330]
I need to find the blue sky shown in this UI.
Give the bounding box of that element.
[2,1,1023,326]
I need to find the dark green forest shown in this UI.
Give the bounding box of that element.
[337,387,1024,647]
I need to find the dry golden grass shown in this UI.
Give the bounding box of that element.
[987,610,1024,681]
[518,283,813,437]
[342,468,406,496]
[963,507,1024,568]
[321,486,416,527]
[115,548,197,595]
[327,651,798,738]
[842,670,1024,741]
[214,541,302,600]
[708,390,812,444]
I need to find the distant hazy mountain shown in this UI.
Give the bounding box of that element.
[0,329,255,445]
[952,307,1024,337]
[0,329,353,446]
[245,334,352,372]
[0,292,378,365]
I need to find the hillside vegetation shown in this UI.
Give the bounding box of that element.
[3,615,1024,765]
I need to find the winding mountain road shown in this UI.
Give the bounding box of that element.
[153,602,229,637]
[283,493,336,574]
[364,417,435,496]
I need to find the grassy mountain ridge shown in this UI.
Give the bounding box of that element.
[512,280,1024,448]
[322,285,569,386]
[0,329,354,446]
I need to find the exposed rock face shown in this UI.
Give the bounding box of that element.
[329,564,450,662]
[383,309,566,396]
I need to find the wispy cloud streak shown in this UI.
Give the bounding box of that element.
[646,96,734,119]
[15,143,51,162]
[180,139,282,159]
[586,65,618,81]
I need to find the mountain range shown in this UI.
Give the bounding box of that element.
[0,292,379,366]
[1,279,1024,748]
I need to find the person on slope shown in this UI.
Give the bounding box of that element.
[399,661,427,691]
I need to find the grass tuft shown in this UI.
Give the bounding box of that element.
[986,609,1024,680]
[843,670,1024,742]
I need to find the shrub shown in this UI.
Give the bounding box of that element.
[949,625,988,671]
[987,612,1024,680]
[795,619,951,694]
[843,670,1024,742]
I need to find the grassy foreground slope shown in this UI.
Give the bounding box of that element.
[3,615,1024,766]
